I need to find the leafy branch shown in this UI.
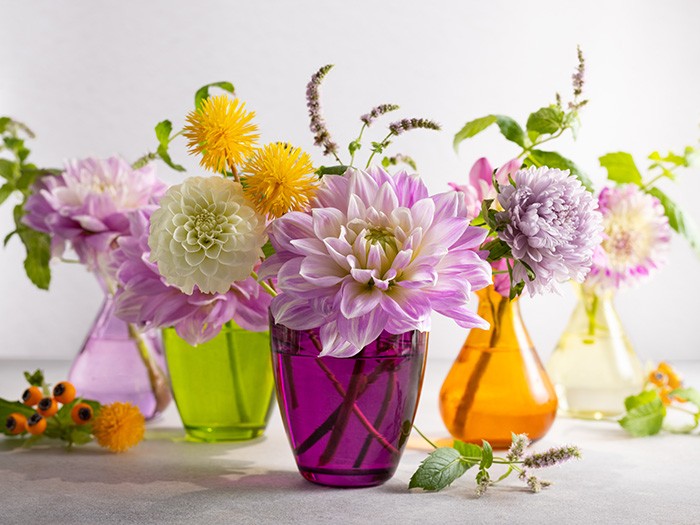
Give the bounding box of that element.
[453,46,593,191]
[409,429,581,496]
[0,117,60,289]
[599,144,700,255]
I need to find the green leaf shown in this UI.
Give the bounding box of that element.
[23,369,44,387]
[453,115,498,151]
[156,144,186,172]
[526,107,564,135]
[494,115,526,147]
[0,182,14,205]
[646,187,700,256]
[315,165,349,177]
[483,238,511,262]
[480,440,494,469]
[155,120,173,147]
[453,440,482,465]
[0,158,17,180]
[670,387,700,408]
[194,81,235,110]
[528,149,594,192]
[624,389,659,411]
[69,427,94,445]
[599,152,643,185]
[409,447,470,491]
[619,392,666,437]
[261,240,276,258]
[0,116,11,134]
[16,224,52,290]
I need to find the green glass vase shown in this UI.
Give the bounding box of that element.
[546,284,644,419]
[163,322,274,442]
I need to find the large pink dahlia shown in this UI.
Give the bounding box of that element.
[585,184,672,292]
[23,156,166,272]
[260,167,492,357]
[113,208,271,346]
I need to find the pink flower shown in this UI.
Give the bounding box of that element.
[585,184,672,292]
[449,157,522,220]
[260,167,492,357]
[23,157,166,273]
[113,208,271,345]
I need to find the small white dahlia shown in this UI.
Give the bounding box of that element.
[585,184,672,292]
[149,176,266,294]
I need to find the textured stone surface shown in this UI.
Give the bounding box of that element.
[1,359,698,524]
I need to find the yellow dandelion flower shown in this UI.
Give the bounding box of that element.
[92,402,145,453]
[243,142,318,218]
[183,95,259,173]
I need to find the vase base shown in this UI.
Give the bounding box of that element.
[557,408,622,420]
[184,424,266,442]
[298,465,395,488]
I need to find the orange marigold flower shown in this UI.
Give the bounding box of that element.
[92,402,145,453]
[649,362,685,405]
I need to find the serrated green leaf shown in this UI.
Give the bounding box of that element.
[0,116,11,134]
[194,81,235,110]
[480,440,494,469]
[619,395,665,437]
[155,120,173,147]
[526,107,564,135]
[529,149,594,192]
[494,115,525,147]
[156,144,186,172]
[646,187,700,256]
[599,152,643,185]
[453,115,498,151]
[453,440,482,465]
[409,447,469,491]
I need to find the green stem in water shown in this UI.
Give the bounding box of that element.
[584,292,599,337]
[224,322,250,422]
[452,293,509,433]
[128,324,172,413]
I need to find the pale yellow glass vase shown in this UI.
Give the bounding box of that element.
[546,284,644,419]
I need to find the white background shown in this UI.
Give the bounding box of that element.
[1,0,698,363]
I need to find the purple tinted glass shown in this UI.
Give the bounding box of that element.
[271,322,428,487]
[68,293,168,420]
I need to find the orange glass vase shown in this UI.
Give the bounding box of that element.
[439,285,558,448]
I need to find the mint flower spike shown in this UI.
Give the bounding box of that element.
[360,104,400,126]
[306,64,340,160]
[522,445,582,469]
[388,118,441,135]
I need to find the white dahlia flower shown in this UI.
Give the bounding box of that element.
[149,176,266,294]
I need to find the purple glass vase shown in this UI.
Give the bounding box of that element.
[68,289,171,420]
[271,321,428,488]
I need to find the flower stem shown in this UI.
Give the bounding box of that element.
[251,271,278,297]
[452,292,509,433]
[127,324,172,413]
[365,131,394,169]
[353,366,395,467]
[413,424,438,450]
[221,322,251,423]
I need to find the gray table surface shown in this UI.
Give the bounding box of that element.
[0,358,698,525]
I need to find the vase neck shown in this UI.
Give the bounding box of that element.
[470,285,531,351]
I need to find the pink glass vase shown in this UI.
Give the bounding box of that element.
[271,321,428,488]
[68,288,171,420]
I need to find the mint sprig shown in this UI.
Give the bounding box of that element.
[409,430,581,497]
[618,387,700,437]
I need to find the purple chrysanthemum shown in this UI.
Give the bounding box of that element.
[113,208,271,346]
[496,166,603,295]
[23,156,166,273]
[585,184,672,292]
[259,166,492,357]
